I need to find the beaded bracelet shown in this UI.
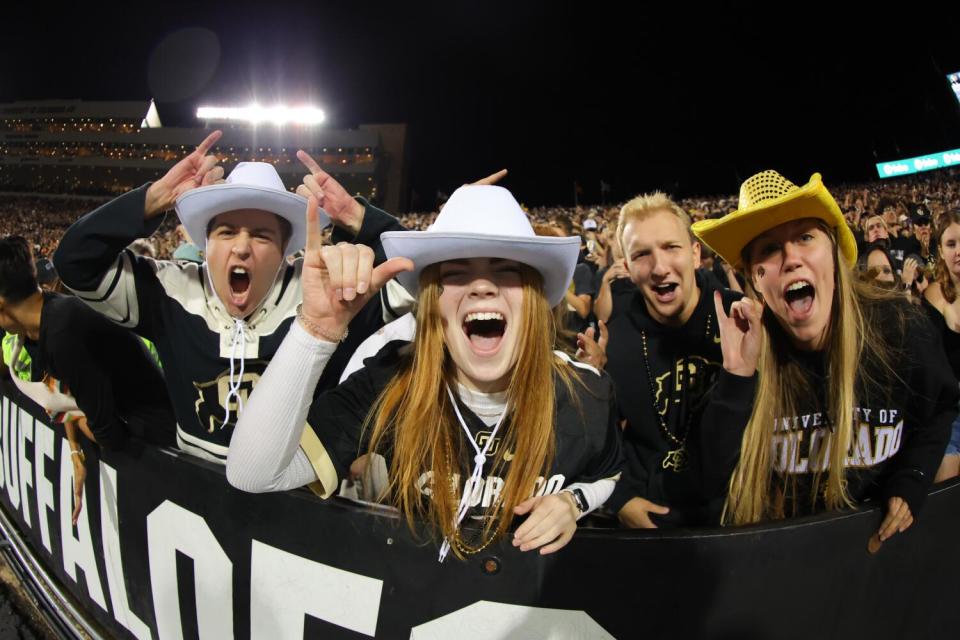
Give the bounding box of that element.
[296,304,349,343]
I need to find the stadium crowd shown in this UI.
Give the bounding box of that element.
[0,133,958,563]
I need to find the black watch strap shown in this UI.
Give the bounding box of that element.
[568,488,589,514]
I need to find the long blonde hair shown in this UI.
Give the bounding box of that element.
[366,263,572,557]
[725,222,903,525]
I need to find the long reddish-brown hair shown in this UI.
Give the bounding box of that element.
[366,262,575,557]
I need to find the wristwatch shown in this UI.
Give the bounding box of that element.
[565,488,589,516]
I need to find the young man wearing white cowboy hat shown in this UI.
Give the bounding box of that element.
[54,131,405,464]
[228,184,623,561]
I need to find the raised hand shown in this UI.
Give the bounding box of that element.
[602,262,629,284]
[144,130,223,218]
[468,169,508,186]
[576,320,609,370]
[901,257,919,288]
[299,195,412,340]
[296,150,366,236]
[714,291,762,377]
[512,493,578,555]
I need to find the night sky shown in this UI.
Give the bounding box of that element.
[3,3,960,209]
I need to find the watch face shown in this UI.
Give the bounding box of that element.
[571,488,588,513]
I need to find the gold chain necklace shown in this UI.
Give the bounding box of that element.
[639,313,713,472]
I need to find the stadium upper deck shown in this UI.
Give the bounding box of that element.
[0,99,408,211]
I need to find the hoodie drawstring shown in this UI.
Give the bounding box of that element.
[222,318,247,429]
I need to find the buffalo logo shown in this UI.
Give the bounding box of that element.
[652,355,720,416]
[193,361,269,432]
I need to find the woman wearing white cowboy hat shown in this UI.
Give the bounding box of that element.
[692,170,957,550]
[228,185,623,560]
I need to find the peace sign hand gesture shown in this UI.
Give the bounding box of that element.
[144,130,223,219]
[714,291,762,377]
[299,195,413,341]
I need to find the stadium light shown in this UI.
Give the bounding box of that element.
[196,104,326,126]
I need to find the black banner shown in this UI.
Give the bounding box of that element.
[0,389,958,639]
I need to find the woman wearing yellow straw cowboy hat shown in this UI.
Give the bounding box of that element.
[692,170,957,548]
[227,184,623,561]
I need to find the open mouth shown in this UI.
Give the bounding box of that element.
[784,280,815,315]
[651,282,679,302]
[229,266,251,296]
[462,311,507,353]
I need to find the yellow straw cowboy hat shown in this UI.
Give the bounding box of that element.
[691,170,857,270]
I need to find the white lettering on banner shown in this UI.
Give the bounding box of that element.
[18,408,34,528]
[33,421,55,554]
[0,400,614,639]
[409,601,615,639]
[4,401,20,508]
[250,540,382,638]
[147,501,233,640]
[882,163,910,176]
[59,439,107,611]
[99,462,152,640]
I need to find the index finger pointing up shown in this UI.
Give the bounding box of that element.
[297,149,330,180]
[196,130,222,156]
[305,195,324,253]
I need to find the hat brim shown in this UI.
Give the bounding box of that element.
[175,183,326,255]
[691,174,857,270]
[381,231,581,307]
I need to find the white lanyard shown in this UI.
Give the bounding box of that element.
[438,383,508,563]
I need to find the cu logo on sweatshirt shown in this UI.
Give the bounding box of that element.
[193,361,269,432]
[651,355,719,416]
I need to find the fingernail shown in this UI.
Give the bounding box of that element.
[335,288,343,300]
[344,287,356,300]
[357,281,368,294]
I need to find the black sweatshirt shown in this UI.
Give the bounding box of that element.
[304,341,623,512]
[53,184,401,462]
[604,270,756,525]
[740,299,957,519]
[29,292,174,449]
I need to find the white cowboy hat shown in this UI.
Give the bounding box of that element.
[381,185,580,307]
[175,162,326,255]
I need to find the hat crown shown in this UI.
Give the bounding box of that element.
[226,162,286,192]
[429,185,534,237]
[738,170,800,210]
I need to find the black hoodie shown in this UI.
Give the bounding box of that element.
[604,270,755,525]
